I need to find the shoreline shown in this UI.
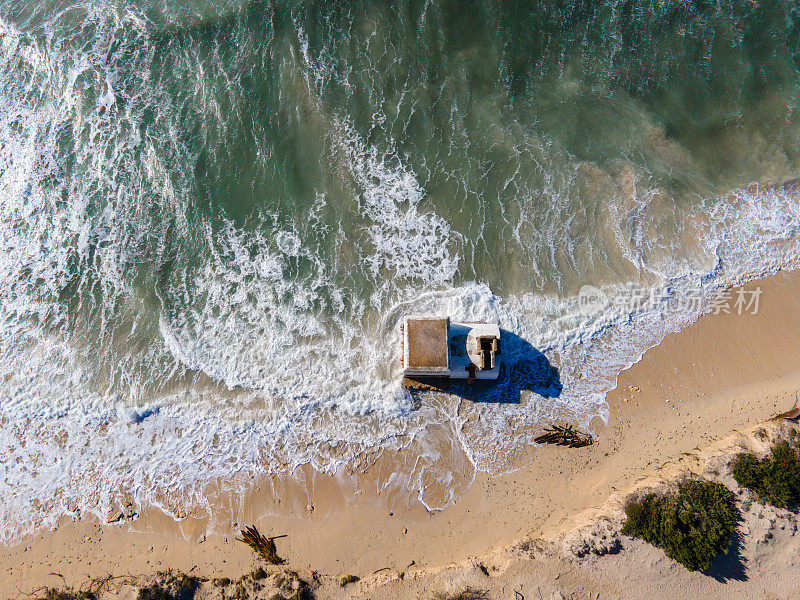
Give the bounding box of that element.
[5,269,800,597]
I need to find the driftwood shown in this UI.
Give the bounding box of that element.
[773,393,800,421]
[534,424,593,448]
[774,407,800,421]
[236,526,287,565]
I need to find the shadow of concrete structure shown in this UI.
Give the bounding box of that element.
[406,329,561,404]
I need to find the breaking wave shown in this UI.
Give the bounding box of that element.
[1,0,800,540]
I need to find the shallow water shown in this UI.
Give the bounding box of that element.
[2,0,800,538]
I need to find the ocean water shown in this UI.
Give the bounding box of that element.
[2,0,800,539]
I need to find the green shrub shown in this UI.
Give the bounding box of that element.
[621,480,739,572]
[732,441,800,508]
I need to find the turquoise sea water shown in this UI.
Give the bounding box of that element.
[2,0,800,536]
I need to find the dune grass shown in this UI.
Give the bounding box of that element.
[434,588,489,600]
[339,574,360,587]
[33,575,141,600]
[137,572,202,600]
[35,590,96,600]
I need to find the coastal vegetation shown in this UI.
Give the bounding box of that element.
[732,441,800,508]
[137,572,201,600]
[34,589,96,600]
[621,480,739,572]
[339,574,360,587]
[433,588,489,600]
[28,568,320,600]
[33,575,140,600]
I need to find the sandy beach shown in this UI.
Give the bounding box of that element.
[7,2,800,597]
[2,267,800,599]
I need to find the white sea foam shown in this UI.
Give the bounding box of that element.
[1,181,799,540]
[1,1,800,544]
[333,117,460,287]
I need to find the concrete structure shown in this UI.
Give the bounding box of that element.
[402,317,501,389]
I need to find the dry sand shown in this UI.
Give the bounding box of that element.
[4,269,800,599]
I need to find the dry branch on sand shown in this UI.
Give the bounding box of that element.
[534,424,593,448]
[29,575,142,600]
[31,589,96,600]
[434,588,489,600]
[773,395,800,421]
[236,526,287,565]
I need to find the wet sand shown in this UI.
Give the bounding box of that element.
[4,269,800,598]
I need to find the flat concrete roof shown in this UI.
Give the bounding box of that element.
[404,317,449,372]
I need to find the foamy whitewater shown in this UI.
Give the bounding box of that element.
[2,0,800,540]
